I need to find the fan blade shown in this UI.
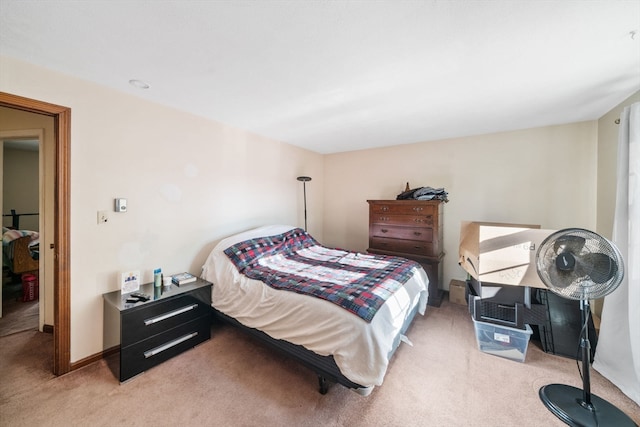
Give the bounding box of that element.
[582,252,617,284]
[553,235,585,255]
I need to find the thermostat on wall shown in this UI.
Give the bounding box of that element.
[115,198,127,212]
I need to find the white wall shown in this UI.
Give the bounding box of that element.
[0,56,324,362]
[323,122,598,291]
[3,148,39,231]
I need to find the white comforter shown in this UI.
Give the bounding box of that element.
[201,225,429,389]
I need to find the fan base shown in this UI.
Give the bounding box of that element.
[540,384,638,427]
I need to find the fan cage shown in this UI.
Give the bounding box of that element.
[536,228,624,300]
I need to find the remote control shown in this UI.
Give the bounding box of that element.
[131,292,150,301]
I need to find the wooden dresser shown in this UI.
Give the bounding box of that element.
[367,200,444,307]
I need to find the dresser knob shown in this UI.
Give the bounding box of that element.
[412,207,423,212]
[381,206,389,212]
[381,229,389,233]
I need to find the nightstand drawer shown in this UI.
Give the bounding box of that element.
[121,295,210,347]
[370,224,433,242]
[120,316,211,381]
[369,236,437,257]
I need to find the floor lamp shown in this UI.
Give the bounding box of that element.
[297,176,311,231]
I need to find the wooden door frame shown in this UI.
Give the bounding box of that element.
[0,91,71,375]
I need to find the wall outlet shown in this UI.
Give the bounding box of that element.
[97,210,109,224]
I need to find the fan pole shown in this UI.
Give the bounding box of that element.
[580,299,592,409]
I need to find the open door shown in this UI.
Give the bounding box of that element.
[0,91,71,375]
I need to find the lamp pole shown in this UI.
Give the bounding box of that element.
[297,176,311,231]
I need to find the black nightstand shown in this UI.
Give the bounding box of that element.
[103,278,213,382]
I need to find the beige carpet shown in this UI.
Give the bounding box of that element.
[1,270,39,337]
[1,299,638,427]
[0,298,39,337]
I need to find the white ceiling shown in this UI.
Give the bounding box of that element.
[1,1,639,154]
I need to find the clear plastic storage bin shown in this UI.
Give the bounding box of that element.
[473,318,532,362]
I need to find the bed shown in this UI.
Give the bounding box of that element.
[2,227,39,275]
[201,225,429,395]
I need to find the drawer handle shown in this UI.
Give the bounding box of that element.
[414,246,423,249]
[413,232,422,236]
[412,207,423,212]
[379,216,389,221]
[144,304,199,326]
[143,332,198,358]
[381,206,389,212]
[381,228,389,233]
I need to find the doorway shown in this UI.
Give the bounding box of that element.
[0,91,71,375]
[1,131,42,333]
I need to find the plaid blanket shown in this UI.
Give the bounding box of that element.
[224,228,420,322]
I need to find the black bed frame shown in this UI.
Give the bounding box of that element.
[212,302,421,395]
[212,308,363,394]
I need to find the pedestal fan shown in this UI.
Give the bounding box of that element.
[536,228,637,427]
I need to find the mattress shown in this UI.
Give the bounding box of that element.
[201,225,429,388]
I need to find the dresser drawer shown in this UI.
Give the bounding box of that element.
[369,213,435,226]
[120,316,211,381]
[122,294,210,347]
[370,224,433,242]
[369,237,438,257]
[369,202,436,216]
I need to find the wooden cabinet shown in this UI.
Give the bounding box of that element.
[103,279,213,382]
[367,200,444,307]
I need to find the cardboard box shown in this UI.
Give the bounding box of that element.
[459,221,555,289]
[449,279,467,305]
